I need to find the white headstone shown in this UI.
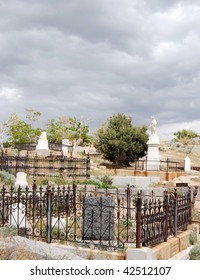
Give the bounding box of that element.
[62,139,69,156]
[15,172,28,188]
[9,203,27,228]
[184,156,191,172]
[36,131,49,156]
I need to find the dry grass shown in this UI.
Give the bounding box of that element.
[159,141,200,166]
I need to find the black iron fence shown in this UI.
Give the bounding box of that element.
[160,159,184,171]
[0,151,90,179]
[139,189,191,247]
[0,184,193,249]
[14,143,64,151]
[121,158,185,171]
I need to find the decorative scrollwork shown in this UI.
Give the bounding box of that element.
[0,184,192,250]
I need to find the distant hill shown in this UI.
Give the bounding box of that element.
[159,140,200,167]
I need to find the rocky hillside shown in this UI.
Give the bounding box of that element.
[159,140,200,167]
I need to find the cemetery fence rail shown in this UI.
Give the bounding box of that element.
[0,150,90,179]
[0,183,193,249]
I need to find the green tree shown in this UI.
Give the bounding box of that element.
[4,110,42,146]
[25,108,41,124]
[94,113,148,166]
[173,129,199,145]
[46,116,92,153]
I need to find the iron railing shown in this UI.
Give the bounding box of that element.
[139,189,192,247]
[117,158,185,172]
[0,184,137,249]
[0,184,193,249]
[0,150,90,179]
[14,143,65,151]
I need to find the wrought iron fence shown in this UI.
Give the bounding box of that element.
[0,184,193,249]
[0,184,137,249]
[138,189,192,247]
[14,143,64,151]
[160,159,184,171]
[0,150,90,179]
[122,158,185,171]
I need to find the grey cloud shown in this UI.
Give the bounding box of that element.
[0,0,200,139]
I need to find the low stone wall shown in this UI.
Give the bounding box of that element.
[126,228,196,260]
[112,170,185,181]
[111,175,160,188]
[1,224,199,260]
[91,175,160,188]
[73,246,125,260]
[0,235,126,260]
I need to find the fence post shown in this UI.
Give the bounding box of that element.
[145,156,147,171]
[32,181,37,233]
[192,186,198,210]
[15,151,19,174]
[72,181,77,213]
[46,186,53,243]
[164,191,168,242]
[126,185,131,220]
[1,186,6,226]
[174,188,178,236]
[136,191,142,248]
[166,158,169,172]
[86,153,90,178]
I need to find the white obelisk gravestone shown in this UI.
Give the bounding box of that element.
[36,131,49,156]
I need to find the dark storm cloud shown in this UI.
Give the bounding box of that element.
[0,0,200,139]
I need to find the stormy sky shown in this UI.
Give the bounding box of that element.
[1,0,200,140]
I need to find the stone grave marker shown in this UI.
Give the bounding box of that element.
[176,182,188,187]
[36,131,49,156]
[184,156,191,172]
[15,172,28,188]
[82,196,115,240]
[62,139,70,156]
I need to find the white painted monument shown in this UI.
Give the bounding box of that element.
[146,116,160,171]
[15,172,28,188]
[36,131,49,156]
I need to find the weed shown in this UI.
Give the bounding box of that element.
[189,243,200,260]
[0,226,17,238]
[0,170,15,185]
[189,230,197,245]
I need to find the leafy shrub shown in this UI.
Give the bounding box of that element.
[189,243,200,260]
[192,210,200,222]
[0,226,17,237]
[82,179,101,187]
[82,176,115,189]
[189,231,197,245]
[99,175,113,186]
[40,178,49,185]
[0,170,15,185]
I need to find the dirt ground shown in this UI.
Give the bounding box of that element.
[194,201,200,211]
[161,174,200,212]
